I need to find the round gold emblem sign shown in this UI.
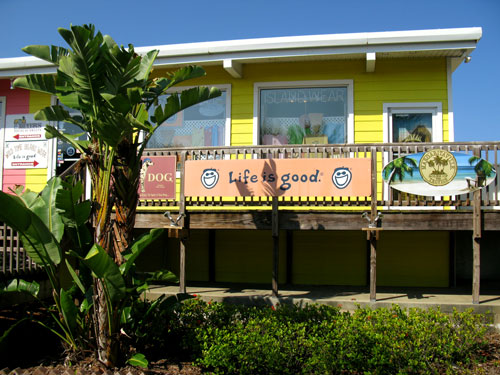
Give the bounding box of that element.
[419,150,457,186]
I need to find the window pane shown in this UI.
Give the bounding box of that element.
[147,91,227,148]
[56,104,87,172]
[260,87,347,145]
[392,113,432,142]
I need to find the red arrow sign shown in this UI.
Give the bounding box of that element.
[11,160,39,167]
[12,134,42,140]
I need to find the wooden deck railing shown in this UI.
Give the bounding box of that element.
[1,141,499,276]
[141,141,500,209]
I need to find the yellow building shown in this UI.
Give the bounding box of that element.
[1,27,497,297]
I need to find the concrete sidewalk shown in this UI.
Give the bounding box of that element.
[146,283,500,323]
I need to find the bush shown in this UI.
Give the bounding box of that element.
[128,298,489,374]
[191,302,486,374]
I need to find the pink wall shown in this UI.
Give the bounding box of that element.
[1,79,30,192]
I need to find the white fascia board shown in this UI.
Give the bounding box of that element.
[0,27,482,76]
[139,27,482,57]
[0,56,56,77]
[366,27,482,45]
[152,40,478,68]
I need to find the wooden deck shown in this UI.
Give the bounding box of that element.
[2,141,500,303]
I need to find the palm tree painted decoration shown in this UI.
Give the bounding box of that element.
[469,155,496,187]
[382,155,418,183]
[13,24,220,366]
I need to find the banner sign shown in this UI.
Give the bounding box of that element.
[5,114,48,141]
[382,150,496,196]
[138,156,176,199]
[4,141,49,169]
[185,158,371,197]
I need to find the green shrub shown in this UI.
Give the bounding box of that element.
[188,302,487,374]
[127,298,489,374]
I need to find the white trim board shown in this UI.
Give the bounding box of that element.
[382,102,443,143]
[0,97,5,190]
[446,58,455,142]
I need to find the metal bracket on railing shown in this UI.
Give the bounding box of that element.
[362,212,383,228]
[361,212,383,240]
[164,211,185,227]
[164,211,188,239]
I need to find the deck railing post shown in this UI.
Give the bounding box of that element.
[272,195,279,297]
[369,147,378,302]
[179,151,188,294]
[472,149,482,304]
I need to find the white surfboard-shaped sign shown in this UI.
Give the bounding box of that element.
[382,150,496,196]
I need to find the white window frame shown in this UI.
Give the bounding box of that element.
[382,102,443,202]
[144,84,232,148]
[253,80,354,145]
[0,96,5,190]
[383,102,443,144]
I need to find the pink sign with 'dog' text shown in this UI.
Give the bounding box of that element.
[138,156,176,199]
[185,158,371,197]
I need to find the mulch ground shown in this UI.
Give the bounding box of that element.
[2,302,500,374]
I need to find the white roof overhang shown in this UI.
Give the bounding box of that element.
[0,27,482,78]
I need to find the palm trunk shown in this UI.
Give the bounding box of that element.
[90,149,121,367]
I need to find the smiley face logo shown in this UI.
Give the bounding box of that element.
[201,168,219,189]
[332,167,352,189]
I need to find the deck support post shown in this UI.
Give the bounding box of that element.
[369,147,378,303]
[272,196,279,297]
[369,231,377,302]
[472,148,482,304]
[179,151,188,294]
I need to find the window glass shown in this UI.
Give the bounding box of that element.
[147,91,227,148]
[392,113,432,142]
[260,87,347,145]
[56,104,87,173]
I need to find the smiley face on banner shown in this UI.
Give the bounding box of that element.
[332,167,352,189]
[201,168,220,189]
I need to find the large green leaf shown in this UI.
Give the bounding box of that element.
[60,288,78,337]
[83,244,125,303]
[0,192,61,266]
[0,279,40,297]
[45,125,89,154]
[65,259,86,294]
[37,177,65,242]
[152,86,221,126]
[158,65,207,91]
[56,180,91,227]
[119,228,163,276]
[22,44,69,64]
[13,74,58,95]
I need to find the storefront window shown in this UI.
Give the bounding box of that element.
[260,87,347,145]
[147,91,227,148]
[383,103,443,144]
[392,113,432,142]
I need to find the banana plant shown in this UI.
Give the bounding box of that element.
[13,24,220,366]
[0,177,91,350]
[0,177,172,365]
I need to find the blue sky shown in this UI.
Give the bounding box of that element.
[1,0,498,142]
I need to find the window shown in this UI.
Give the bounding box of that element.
[254,81,354,145]
[55,103,88,174]
[383,103,443,143]
[147,85,231,148]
